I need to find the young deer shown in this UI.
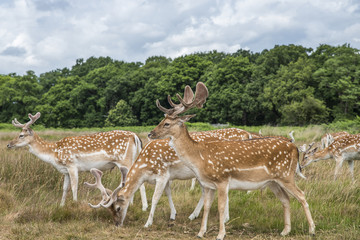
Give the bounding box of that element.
[320,131,349,149]
[148,82,315,240]
[302,134,360,182]
[7,112,147,209]
[86,128,251,227]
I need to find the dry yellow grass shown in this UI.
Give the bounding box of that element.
[0,128,359,239]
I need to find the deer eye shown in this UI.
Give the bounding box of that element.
[19,134,25,138]
[164,123,170,127]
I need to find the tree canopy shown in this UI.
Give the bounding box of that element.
[1,44,359,127]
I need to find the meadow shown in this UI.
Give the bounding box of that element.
[0,124,359,240]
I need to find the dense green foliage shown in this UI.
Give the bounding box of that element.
[1,44,360,127]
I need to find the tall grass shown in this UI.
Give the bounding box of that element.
[0,126,359,239]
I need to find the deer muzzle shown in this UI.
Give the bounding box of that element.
[148,131,157,139]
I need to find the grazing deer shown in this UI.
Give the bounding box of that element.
[302,134,360,182]
[7,112,147,209]
[86,128,251,227]
[147,82,315,240]
[320,131,349,149]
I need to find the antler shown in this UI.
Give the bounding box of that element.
[100,183,123,208]
[156,82,209,116]
[299,142,315,153]
[84,168,111,208]
[12,112,41,129]
[288,131,295,143]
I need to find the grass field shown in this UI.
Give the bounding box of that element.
[0,126,359,240]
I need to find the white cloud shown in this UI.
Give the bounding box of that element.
[0,0,359,75]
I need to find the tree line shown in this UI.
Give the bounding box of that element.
[1,44,359,128]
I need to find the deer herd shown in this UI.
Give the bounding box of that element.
[6,82,359,239]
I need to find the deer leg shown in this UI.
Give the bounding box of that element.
[189,184,204,220]
[197,187,215,238]
[60,173,70,206]
[268,182,291,236]
[216,184,229,240]
[224,193,230,223]
[190,178,196,190]
[67,166,79,202]
[139,184,148,211]
[281,182,315,236]
[144,177,168,228]
[347,160,355,182]
[334,158,344,180]
[164,181,177,220]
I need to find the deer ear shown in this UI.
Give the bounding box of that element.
[27,129,34,136]
[179,114,196,124]
[119,167,129,187]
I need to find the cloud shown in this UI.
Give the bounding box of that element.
[0,0,359,75]
[1,46,27,56]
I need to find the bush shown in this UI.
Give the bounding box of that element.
[326,116,360,133]
[280,96,329,125]
[105,100,138,127]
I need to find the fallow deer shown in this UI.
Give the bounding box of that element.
[86,128,251,227]
[302,133,360,182]
[190,128,252,190]
[7,112,147,209]
[148,82,315,240]
[320,131,349,149]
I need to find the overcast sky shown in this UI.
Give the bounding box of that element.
[1,0,359,75]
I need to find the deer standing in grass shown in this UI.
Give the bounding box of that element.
[86,128,251,227]
[302,133,360,182]
[7,112,147,208]
[147,82,315,240]
[320,131,349,149]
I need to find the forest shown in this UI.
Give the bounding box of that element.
[0,43,359,128]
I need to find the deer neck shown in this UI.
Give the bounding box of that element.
[313,149,332,162]
[120,168,146,202]
[28,133,56,161]
[168,125,203,176]
[169,125,197,158]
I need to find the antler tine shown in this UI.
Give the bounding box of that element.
[24,112,41,128]
[84,168,111,208]
[175,82,208,114]
[12,118,25,128]
[156,82,209,117]
[156,93,187,115]
[305,142,315,154]
[156,99,173,115]
[98,166,128,208]
[100,183,123,208]
[168,85,194,107]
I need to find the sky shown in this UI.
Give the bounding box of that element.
[0,0,360,76]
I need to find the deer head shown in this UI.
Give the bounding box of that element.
[148,82,208,140]
[85,168,129,226]
[300,142,318,167]
[7,112,41,148]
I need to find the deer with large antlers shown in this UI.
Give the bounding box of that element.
[7,112,147,208]
[86,127,252,227]
[302,133,360,182]
[147,82,315,239]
